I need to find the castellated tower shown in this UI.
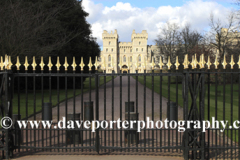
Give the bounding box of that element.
[100,29,153,73]
[131,30,149,72]
[102,30,118,73]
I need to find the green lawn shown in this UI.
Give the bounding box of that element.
[134,75,240,142]
[11,76,113,119]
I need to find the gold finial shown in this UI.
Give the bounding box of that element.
[151,57,155,70]
[102,56,106,70]
[143,56,147,70]
[7,56,12,70]
[48,57,53,71]
[88,57,93,71]
[135,56,139,70]
[229,55,235,69]
[191,55,195,69]
[32,56,37,70]
[0,57,4,70]
[118,56,122,70]
[175,56,180,70]
[206,56,211,69]
[127,57,130,70]
[15,56,21,70]
[56,57,61,71]
[214,55,219,69]
[39,56,45,70]
[167,56,172,70]
[24,56,29,70]
[94,56,98,71]
[183,54,189,69]
[64,57,69,71]
[199,54,205,69]
[80,57,85,71]
[194,54,198,68]
[222,54,227,69]
[238,55,240,69]
[159,56,164,70]
[4,54,8,70]
[72,57,77,71]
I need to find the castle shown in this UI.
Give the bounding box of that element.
[99,29,165,73]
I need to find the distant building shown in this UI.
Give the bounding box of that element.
[99,29,166,73]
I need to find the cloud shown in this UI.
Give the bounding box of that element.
[82,0,232,47]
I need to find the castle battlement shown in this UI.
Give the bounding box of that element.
[102,29,118,39]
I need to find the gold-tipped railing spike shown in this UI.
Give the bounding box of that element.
[194,54,198,68]
[7,56,12,70]
[71,57,77,71]
[238,55,240,69]
[229,55,235,69]
[94,56,98,71]
[175,56,180,70]
[143,56,147,70]
[32,56,37,71]
[111,57,115,70]
[191,55,195,69]
[88,57,93,71]
[135,57,139,70]
[64,57,69,71]
[0,57,4,70]
[222,54,227,69]
[159,56,164,70]
[15,56,21,70]
[4,54,8,70]
[183,54,189,69]
[56,57,61,71]
[118,56,122,70]
[80,57,85,71]
[39,56,45,71]
[214,55,219,69]
[48,57,53,71]
[206,56,212,69]
[167,56,172,70]
[151,57,155,70]
[102,56,106,71]
[199,54,205,69]
[24,56,29,71]
[127,57,130,70]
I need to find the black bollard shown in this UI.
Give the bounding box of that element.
[42,102,52,121]
[66,113,81,145]
[125,101,135,112]
[84,102,94,121]
[125,112,139,144]
[167,102,178,121]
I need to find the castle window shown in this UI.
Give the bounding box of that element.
[136,48,138,52]
[112,48,113,52]
[106,48,108,52]
[138,55,141,62]
[108,64,111,67]
[99,57,101,62]
[130,56,132,62]
[142,48,143,52]
[109,41,111,45]
[139,41,141,45]
[130,49,132,52]
[123,56,126,62]
[108,55,111,62]
[124,49,126,52]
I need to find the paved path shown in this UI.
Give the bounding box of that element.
[32,76,183,121]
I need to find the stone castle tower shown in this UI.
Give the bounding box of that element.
[100,29,158,73]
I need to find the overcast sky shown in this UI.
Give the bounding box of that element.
[82,0,237,49]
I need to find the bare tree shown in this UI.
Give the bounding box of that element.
[208,12,240,60]
[155,21,181,64]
